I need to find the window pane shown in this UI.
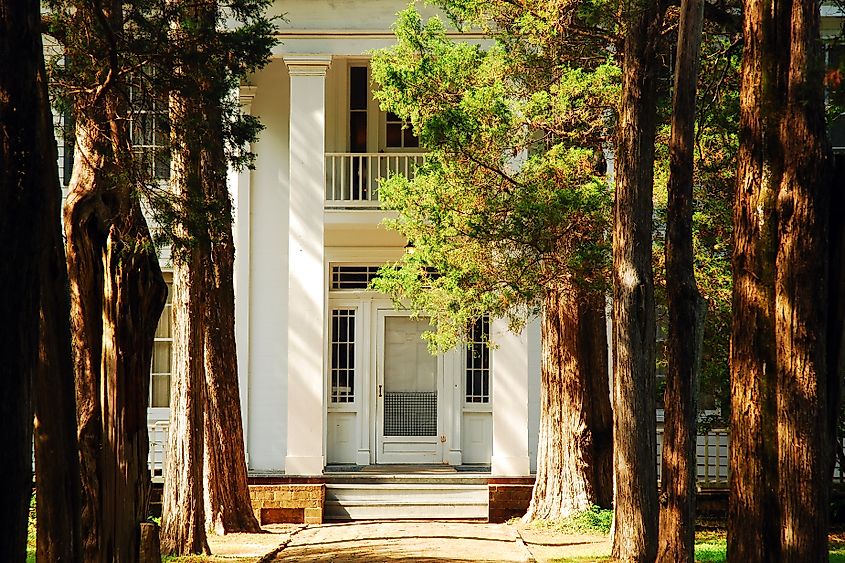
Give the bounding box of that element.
[154,305,171,339]
[403,128,419,148]
[152,341,171,374]
[350,66,368,110]
[350,112,367,152]
[386,123,401,147]
[150,373,170,407]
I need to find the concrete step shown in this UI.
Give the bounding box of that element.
[325,482,488,521]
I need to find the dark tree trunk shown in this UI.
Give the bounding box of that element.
[829,155,845,489]
[774,0,831,557]
[524,285,612,520]
[0,0,48,557]
[201,102,261,535]
[34,89,83,563]
[657,0,705,559]
[729,0,832,558]
[579,292,613,509]
[611,0,662,557]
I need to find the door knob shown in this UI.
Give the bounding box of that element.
[378,385,383,397]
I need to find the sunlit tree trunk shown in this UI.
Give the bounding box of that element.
[774,0,831,557]
[524,285,612,521]
[202,95,261,536]
[611,0,662,557]
[729,0,832,558]
[160,77,211,555]
[657,0,705,559]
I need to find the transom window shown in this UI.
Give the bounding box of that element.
[330,309,356,403]
[330,265,381,290]
[465,316,490,403]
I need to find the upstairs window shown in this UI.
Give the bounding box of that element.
[385,111,419,149]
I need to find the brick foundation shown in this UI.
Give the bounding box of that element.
[249,484,325,524]
[487,479,534,523]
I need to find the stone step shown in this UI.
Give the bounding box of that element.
[325,483,488,521]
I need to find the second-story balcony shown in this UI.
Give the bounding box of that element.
[325,152,426,209]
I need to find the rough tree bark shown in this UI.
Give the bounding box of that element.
[64,4,168,559]
[523,285,612,521]
[727,0,782,555]
[66,109,167,562]
[161,245,210,555]
[611,0,662,557]
[0,0,46,557]
[202,97,261,535]
[34,55,83,563]
[774,0,831,557]
[656,0,705,559]
[729,0,832,558]
[160,72,211,555]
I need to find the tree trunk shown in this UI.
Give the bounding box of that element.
[66,115,168,562]
[829,155,845,488]
[34,73,83,562]
[0,0,47,557]
[524,285,612,521]
[161,248,210,555]
[657,0,705,559]
[611,0,662,558]
[727,0,782,556]
[160,83,211,556]
[579,292,613,510]
[201,102,261,535]
[729,0,832,558]
[774,0,831,557]
[65,48,167,561]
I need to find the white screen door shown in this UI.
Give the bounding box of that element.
[375,311,443,463]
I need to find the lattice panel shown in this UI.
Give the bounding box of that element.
[383,391,437,436]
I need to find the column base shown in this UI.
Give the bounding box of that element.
[356,450,371,466]
[285,455,325,476]
[491,454,531,477]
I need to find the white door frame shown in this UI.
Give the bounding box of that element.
[374,308,445,464]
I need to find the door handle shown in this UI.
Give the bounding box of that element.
[378,385,383,398]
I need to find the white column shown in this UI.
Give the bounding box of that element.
[284,55,332,475]
[231,85,257,464]
[491,318,531,476]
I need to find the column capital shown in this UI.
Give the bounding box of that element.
[238,85,258,106]
[284,55,332,76]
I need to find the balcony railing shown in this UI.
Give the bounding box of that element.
[325,152,426,208]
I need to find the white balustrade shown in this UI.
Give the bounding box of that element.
[325,152,426,207]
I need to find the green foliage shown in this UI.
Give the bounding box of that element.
[370,4,619,347]
[44,0,278,261]
[652,28,739,420]
[529,506,614,535]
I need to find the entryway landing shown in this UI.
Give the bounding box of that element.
[325,464,491,475]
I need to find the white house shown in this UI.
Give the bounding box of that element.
[141,0,545,481]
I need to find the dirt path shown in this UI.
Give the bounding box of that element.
[269,521,535,562]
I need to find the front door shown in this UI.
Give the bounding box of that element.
[375,310,443,463]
